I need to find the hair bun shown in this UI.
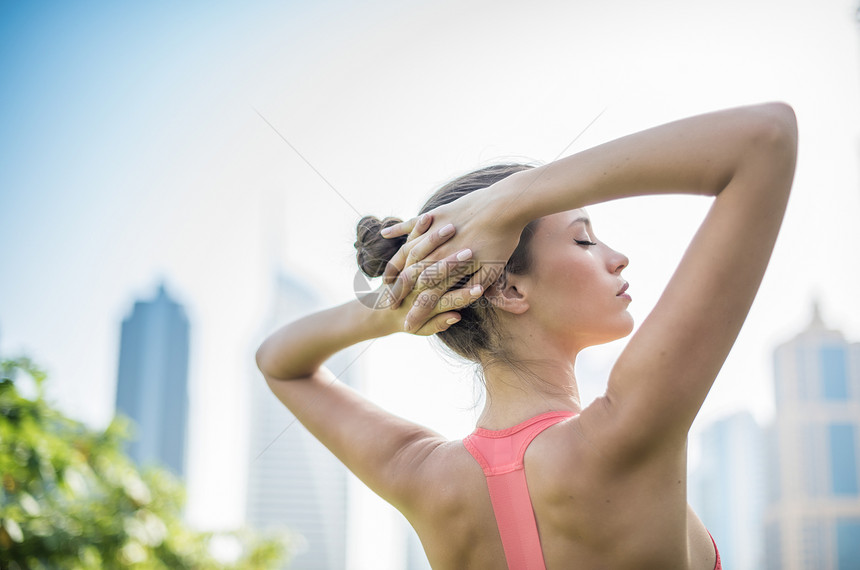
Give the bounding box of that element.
[355,215,406,277]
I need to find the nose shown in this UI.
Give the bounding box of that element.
[606,246,628,274]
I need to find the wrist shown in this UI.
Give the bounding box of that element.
[496,161,598,225]
[484,170,533,233]
[354,295,400,338]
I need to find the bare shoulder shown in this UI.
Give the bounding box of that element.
[401,438,488,516]
[523,413,706,568]
[521,410,623,503]
[399,438,508,568]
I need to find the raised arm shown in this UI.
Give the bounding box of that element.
[255,253,479,507]
[594,104,797,455]
[386,102,797,448]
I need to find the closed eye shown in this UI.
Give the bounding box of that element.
[575,239,597,246]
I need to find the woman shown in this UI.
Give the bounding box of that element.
[256,102,797,569]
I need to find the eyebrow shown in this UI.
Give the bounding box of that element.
[568,217,591,228]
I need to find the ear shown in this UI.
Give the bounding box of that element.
[484,274,530,315]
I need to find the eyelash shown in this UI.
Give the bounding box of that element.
[575,239,597,246]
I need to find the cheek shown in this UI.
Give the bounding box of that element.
[563,263,604,302]
[539,263,603,318]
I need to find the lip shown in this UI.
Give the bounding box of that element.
[617,281,631,302]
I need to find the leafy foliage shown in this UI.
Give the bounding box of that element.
[0,357,290,569]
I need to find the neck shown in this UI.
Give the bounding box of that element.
[477,354,582,430]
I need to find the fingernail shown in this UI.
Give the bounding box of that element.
[420,214,430,225]
[403,319,410,330]
[470,285,483,295]
[381,227,391,237]
[446,316,460,325]
[439,224,455,237]
[456,248,472,261]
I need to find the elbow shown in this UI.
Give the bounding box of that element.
[754,102,799,162]
[255,341,300,383]
[732,102,798,197]
[256,346,284,389]
[255,343,270,378]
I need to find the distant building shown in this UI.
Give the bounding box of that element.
[246,270,354,569]
[764,303,860,570]
[692,411,766,570]
[115,283,190,477]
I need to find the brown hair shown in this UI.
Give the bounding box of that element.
[355,163,541,366]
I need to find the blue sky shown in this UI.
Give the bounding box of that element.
[2,1,859,566]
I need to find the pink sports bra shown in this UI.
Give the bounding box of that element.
[463,411,722,570]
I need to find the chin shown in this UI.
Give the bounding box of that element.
[592,314,635,346]
[619,312,635,336]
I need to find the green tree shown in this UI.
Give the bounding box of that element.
[0,357,290,569]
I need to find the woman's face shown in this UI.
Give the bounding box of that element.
[521,209,633,348]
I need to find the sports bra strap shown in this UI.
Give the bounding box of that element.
[464,411,575,570]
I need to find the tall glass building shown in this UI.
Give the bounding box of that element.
[246,270,355,569]
[764,304,860,569]
[692,411,766,570]
[115,283,190,478]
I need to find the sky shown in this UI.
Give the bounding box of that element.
[2,0,859,564]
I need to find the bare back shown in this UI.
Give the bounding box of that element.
[405,415,717,570]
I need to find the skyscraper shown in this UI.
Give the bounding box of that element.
[115,283,190,477]
[764,303,860,570]
[691,411,766,570]
[246,269,355,569]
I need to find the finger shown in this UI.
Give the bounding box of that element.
[381,213,431,240]
[383,246,410,286]
[380,215,418,239]
[404,223,456,268]
[464,261,506,292]
[404,275,483,334]
[414,311,462,337]
[436,282,485,314]
[382,215,433,285]
[414,248,475,292]
[406,212,433,241]
[385,220,457,290]
[393,247,473,311]
[406,283,484,334]
[387,262,424,309]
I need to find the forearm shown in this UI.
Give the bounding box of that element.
[498,102,796,226]
[256,297,392,380]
